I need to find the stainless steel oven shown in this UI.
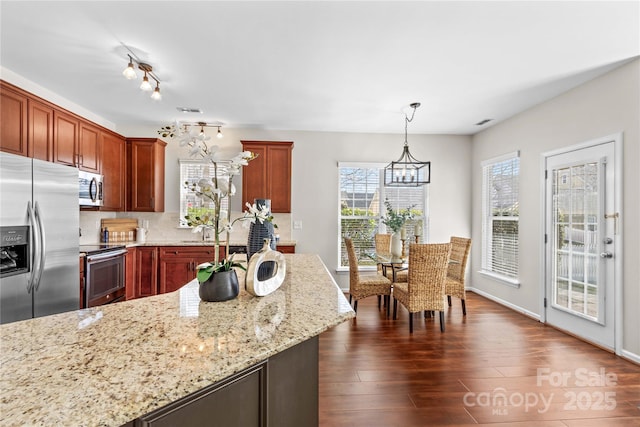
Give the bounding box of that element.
[80,245,126,308]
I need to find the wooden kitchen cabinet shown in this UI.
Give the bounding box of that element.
[28,98,54,161]
[78,121,101,173]
[136,336,318,427]
[53,109,102,172]
[127,138,166,212]
[125,247,136,301]
[0,81,28,156]
[53,109,79,167]
[158,246,221,294]
[101,131,126,211]
[134,246,158,298]
[276,244,296,254]
[241,140,293,213]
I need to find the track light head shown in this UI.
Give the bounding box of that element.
[140,72,152,91]
[151,83,161,101]
[122,55,137,80]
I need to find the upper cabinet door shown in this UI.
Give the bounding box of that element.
[28,99,54,162]
[241,141,293,213]
[267,143,293,213]
[78,122,101,173]
[241,142,268,208]
[0,83,28,157]
[101,132,126,211]
[53,110,79,167]
[127,138,166,212]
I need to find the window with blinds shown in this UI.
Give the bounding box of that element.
[338,162,427,269]
[179,160,230,228]
[481,152,520,283]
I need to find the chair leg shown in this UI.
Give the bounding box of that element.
[392,298,398,320]
[424,310,431,318]
[462,299,467,316]
[349,294,352,304]
[447,295,452,306]
[353,300,358,313]
[439,311,445,332]
[409,313,413,334]
[386,296,391,319]
[378,295,381,309]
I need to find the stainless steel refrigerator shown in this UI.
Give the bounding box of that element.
[0,152,79,324]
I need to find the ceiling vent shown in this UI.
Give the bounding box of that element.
[176,107,203,114]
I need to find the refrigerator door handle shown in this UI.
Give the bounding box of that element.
[32,201,47,291]
[26,201,39,293]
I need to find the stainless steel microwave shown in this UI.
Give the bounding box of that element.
[79,171,104,207]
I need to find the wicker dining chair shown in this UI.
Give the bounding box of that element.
[344,237,392,315]
[375,233,408,283]
[445,237,472,315]
[392,243,451,333]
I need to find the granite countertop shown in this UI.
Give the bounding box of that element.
[0,254,353,426]
[135,239,297,247]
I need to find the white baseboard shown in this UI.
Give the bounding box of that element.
[467,287,541,321]
[620,349,640,365]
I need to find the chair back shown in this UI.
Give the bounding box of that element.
[344,237,360,289]
[447,237,471,283]
[374,233,392,273]
[407,243,451,308]
[374,233,391,253]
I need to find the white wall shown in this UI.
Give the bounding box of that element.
[470,59,640,358]
[117,123,472,290]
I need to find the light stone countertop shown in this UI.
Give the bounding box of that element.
[0,254,353,427]
[134,239,297,247]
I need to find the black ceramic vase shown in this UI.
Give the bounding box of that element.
[199,270,240,302]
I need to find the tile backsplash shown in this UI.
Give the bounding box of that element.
[80,211,291,245]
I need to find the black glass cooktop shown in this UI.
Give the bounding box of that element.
[79,244,126,255]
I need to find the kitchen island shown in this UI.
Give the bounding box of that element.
[0,254,354,426]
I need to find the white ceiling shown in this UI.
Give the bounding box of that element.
[1,1,638,135]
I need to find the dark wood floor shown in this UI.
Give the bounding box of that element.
[318,292,640,426]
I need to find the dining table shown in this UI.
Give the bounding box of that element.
[367,249,460,282]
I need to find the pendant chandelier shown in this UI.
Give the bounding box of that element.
[384,102,430,186]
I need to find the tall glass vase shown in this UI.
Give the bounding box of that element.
[247,199,276,280]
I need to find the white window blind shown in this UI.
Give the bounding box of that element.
[481,152,520,282]
[338,162,427,269]
[179,160,230,228]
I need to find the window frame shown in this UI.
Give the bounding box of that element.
[480,151,521,287]
[178,159,231,228]
[337,162,428,272]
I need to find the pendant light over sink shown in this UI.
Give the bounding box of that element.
[384,102,431,186]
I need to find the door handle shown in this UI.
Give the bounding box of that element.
[27,202,38,293]
[33,201,47,291]
[600,252,613,259]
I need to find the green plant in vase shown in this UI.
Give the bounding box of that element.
[381,199,415,233]
[380,199,415,258]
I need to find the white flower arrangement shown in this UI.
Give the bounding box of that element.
[159,122,276,278]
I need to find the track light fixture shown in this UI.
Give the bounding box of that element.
[121,51,162,101]
[157,121,225,142]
